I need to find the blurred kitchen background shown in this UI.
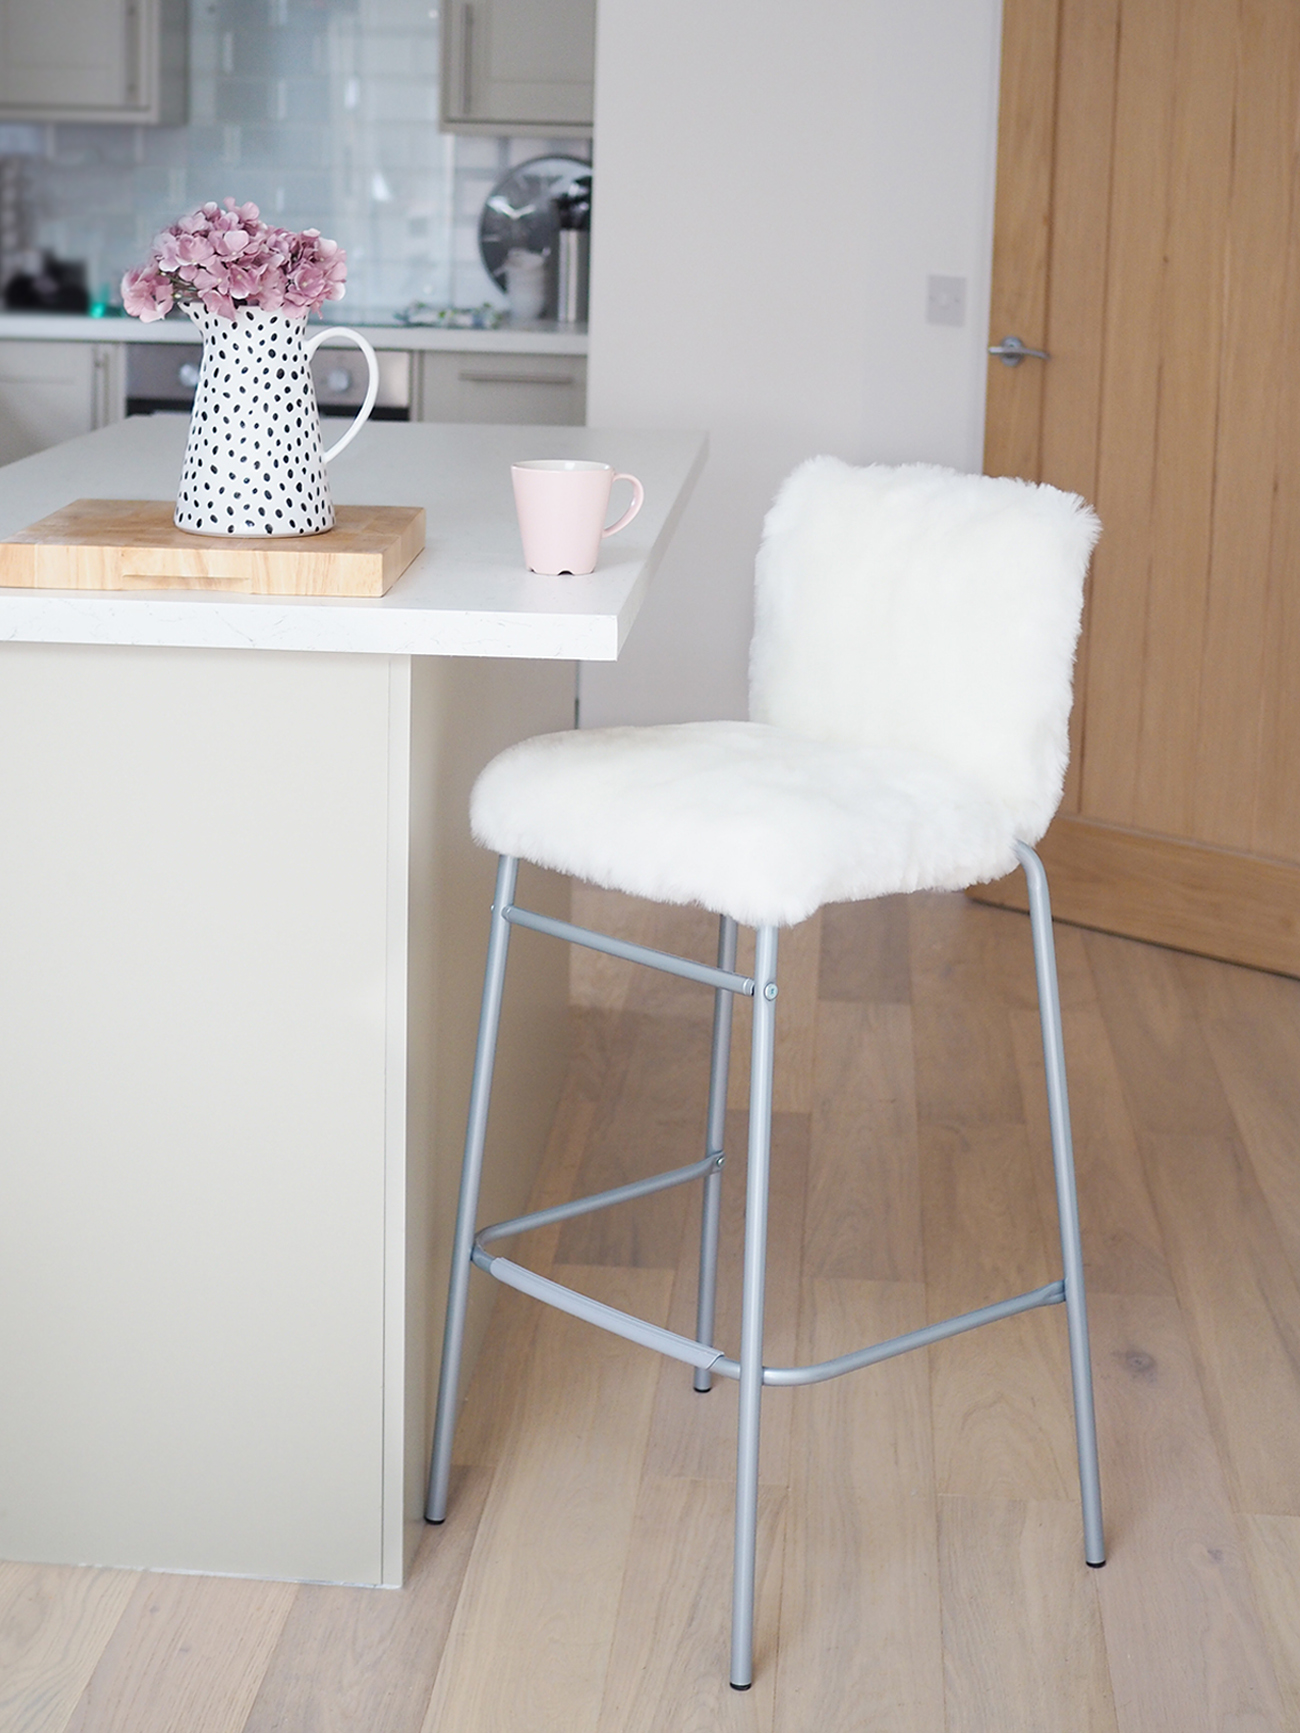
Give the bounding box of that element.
[0,0,590,318]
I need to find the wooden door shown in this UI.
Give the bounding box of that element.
[972,0,1300,976]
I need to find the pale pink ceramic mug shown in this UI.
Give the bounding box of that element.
[511,459,646,576]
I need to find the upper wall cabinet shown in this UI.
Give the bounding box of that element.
[0,0,187,125]
[440,0,594,136]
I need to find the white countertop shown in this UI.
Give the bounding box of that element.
[0,311,587,355]
[0,417,705,660]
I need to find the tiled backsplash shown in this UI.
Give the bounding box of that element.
[0,0,588,317]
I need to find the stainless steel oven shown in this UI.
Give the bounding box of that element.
[126,341,411,419]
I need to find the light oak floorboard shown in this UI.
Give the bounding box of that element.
[240,1468,492,1733]
[775,1278,945,1733]
[555,1012,709,1268]
[1191,998,1300,1285]
[1139,1132,1300,1517]
[422,1266,671,1733]
[910,899,1027,1126]
[1082,927,1240,1138]
[61,1573,297,1733]
[820,893,911,1004]
[920,1120,1078,1504]
[1240,1513,1300,1730]
[596,1478,785,1733]
[1089,1292,1286,1732]
[806,999,923,1282]
[938,1497,1117,1733]
[1008,1006,1174,1299]
[0,1562,137,1733]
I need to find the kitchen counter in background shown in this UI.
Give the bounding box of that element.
[0,311,588,353]
[0,315,589,467]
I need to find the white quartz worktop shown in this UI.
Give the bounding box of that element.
[0,311,587,354]
[0,416,704,660]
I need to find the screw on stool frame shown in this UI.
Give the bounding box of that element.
[426,841,1104,1690]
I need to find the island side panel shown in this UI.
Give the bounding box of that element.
[0,641,396,1584]
[397,653,574,1577]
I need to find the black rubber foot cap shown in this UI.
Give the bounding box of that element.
[426,1516,445,1526]
[1086,1558,1106,1568]
[730,1682,752,1692]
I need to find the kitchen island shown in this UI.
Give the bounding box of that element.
[0,417,706,1588]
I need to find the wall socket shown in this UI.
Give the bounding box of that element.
[926,274,967,327]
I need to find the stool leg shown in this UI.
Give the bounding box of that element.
[1017,842,1106,1565]
[695,914,738,1392]
[730,924,779,1689]
[426,854,519,1524]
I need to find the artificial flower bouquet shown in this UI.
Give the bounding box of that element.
[121,198,346,323]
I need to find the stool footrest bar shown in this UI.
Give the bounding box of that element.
[502,904,755,997]
[475,1248,726,1371]
[710,1280,1067,1387]
[478,1151,723,1247]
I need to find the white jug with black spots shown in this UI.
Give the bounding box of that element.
[173,303,379,537]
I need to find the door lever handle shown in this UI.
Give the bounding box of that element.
[989,334,1050,367]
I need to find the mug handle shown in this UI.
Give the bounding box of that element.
[304,327,380,463]
[602,473,645,539]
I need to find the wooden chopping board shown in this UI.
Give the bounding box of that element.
[0,499,426,598]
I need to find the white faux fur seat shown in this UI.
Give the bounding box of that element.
[472,456,1099,925]
[428,455,1106,1695]
[474,723,1015,928]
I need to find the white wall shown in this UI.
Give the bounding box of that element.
[583,0,1004,727]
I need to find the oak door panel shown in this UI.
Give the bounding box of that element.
[978,0,1300,974]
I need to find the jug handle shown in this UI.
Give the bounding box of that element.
[304,327,380,464]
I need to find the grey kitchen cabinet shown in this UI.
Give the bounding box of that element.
[0,340,584,470]
[439,0,594,136]
[0,0,186,124]
[0,342,124,468]
[416,351,587,424]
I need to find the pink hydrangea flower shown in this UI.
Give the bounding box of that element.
[121,197,347,322]
[121,263,175,322]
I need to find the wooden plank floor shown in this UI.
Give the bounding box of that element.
[5,888,1300,1730]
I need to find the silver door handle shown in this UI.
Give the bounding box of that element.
[989,334,1050,367]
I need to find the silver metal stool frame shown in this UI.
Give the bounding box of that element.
[426,841,1105,1689]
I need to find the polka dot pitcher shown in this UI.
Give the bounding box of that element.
[173,303,378,538]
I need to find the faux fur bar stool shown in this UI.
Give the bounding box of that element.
[426,456,1106,1689]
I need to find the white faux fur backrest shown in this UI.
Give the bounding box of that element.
[749,457,1101,844]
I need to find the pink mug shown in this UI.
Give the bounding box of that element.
[511,459,646,576]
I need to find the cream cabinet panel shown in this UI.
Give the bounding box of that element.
[0,342,125,468]
[440,0,594,135]
[417,351,586,425]
[0,0,186,123]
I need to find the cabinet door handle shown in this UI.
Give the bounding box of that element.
[461,4,474,116]
[124,0,141,104]
[458,370,576,386]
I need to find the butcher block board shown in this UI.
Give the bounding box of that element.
[0,499,426,598]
